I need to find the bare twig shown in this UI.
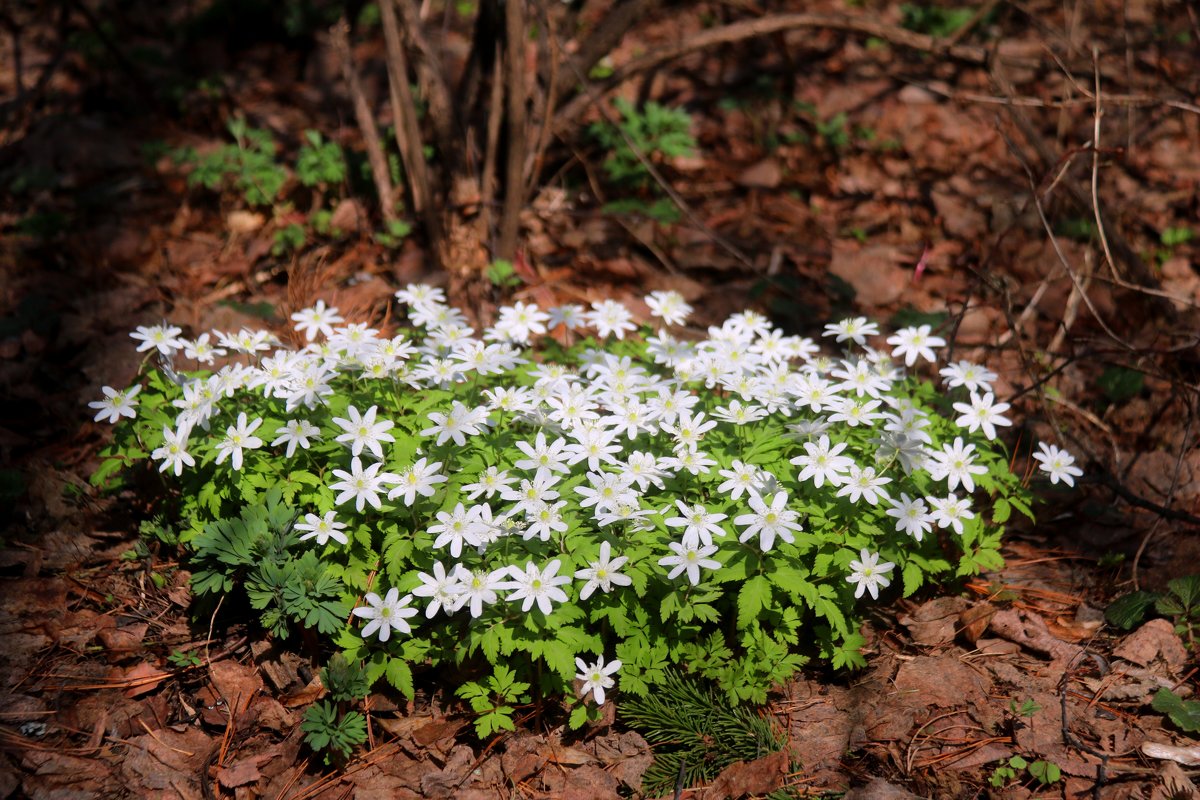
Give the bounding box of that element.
[524,0,561,197]
[555,12,1027,131]
[480,49,506,242]
[331,20,397,225]
[379,0,440,239]
[558,0,663,106]
[497,0,528,261]
[391,0,459,150]
[1008,124,1136,352]
[944,0,1000,47]
[991,61,1175,320]
[1089,47,1121,284]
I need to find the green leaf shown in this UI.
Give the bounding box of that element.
[568,702,602,729]
[736,575,771,629]
[901,561,924,597]
[1168,575,1200,609]
[1153,688,1200,732]
[1105,591,1158,630]
[992,498,1011,524]
[385,657,415,700]
[1027,760,1061,784]
[1096,366,1144,403]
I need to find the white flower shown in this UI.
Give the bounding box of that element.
[352,588,418,642]
[272,418,320,458]
[886,325,946,367]
[586,299,637,339]
[561,424,619,474]
[717,460,764,500]
[660,410,717,451]
[214,412,264,471]
[329,457,399,512]
[836,465,891,505]
[503,560,572,615]
[928,437,988,493]
[711,399,767,425]
[846,548,894,600]
[574,542,632,600]
[524,500,569,541]
[290,300,344,341]
[940,360,997,393]
[952,392,1012,441]
[548,304,586,330]
[183,333,225,364]
[514,432,571,475]
[388,457,448,506]
[885,493,933,541]
[428,503,486,557]
[411,561,465,617]
[395,282,445,308]
[131,324,184,355]
[645,290,693,326]
[575,655,622,705]
[332,404,395,461]
[421,400,488,446]
[928,494,975,534]
[1032,442,1083,486]
[734,491,804,552]
[661,448,717,476]
[494,301,550,343]
[295,511,349,546]
[452,565,508,618]
[151,424,195,476]
[463,466,516,500]
[89,384,141,423]
[658,540,721,586]
[822,317,879,347]
[573,471,633,515]
[664,501,728,548]
[791,434,855,488]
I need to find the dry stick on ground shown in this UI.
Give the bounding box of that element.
[553,12,1032,133]
[900,78,1200,116]
[331,20,397,226]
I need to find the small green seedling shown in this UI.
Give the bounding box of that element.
[590,99,696,187]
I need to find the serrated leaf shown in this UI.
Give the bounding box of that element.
[737,575,771,629]
[902,561,924,597]
[1153,688,1200,732]
[1105,591,1158,630]
[385,658,415,700]
[992,498,1011,524]
[1168,575,1200,608]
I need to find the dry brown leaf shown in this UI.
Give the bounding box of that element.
[226,211,265,235]
[1114,619,1188,669]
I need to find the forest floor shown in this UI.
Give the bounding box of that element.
[1,0,1199,797]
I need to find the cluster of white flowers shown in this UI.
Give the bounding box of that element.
[94,285,1083,705]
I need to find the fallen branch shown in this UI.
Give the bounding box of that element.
[331,20,397,225]
[554,12,1031,131]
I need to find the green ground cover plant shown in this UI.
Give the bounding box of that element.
[89,289,1078,743]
